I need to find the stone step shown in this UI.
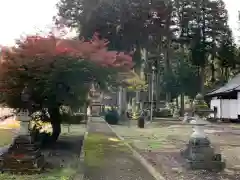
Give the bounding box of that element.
[0,155,45,171]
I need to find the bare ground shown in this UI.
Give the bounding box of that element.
[111,120,240,180]
[0,124,86,180]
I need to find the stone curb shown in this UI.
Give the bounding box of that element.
[80,116,91,158]
[75,120,89,180]
[79,131,88,162]
[105,120,166,180]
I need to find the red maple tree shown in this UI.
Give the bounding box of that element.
[0,33,133,141]
[1,33,133,70]
[0,32,134,106]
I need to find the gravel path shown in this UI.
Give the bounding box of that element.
[111,121,240,180]
[84,117,156,180]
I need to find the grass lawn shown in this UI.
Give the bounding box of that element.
[84,133,127,168]
[0,165,80,180]
[0,129,15,147]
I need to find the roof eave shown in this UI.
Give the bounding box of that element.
[206,90,237,97]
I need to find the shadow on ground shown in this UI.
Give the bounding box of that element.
[0,133,85,180]
[43,135,84,169]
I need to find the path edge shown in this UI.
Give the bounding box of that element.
[79,131,88,162]
[105,120,166,180]
[75,120,89,179]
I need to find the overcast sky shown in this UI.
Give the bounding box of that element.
[0,0,239,46]
[224,0,240,43]
[0,0,58,46]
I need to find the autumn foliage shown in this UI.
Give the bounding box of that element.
[0,33,133,109]
[0,33,133,142]
[1,33,132,69]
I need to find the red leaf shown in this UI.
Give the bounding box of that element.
[1,33,133,71]
[12,154,25,158]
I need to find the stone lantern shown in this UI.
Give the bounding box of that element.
[0,87,45,173]
[181,93,225,171]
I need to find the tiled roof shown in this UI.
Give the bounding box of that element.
[207,74,240,96]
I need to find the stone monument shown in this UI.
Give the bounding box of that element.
[0,87,45,173]
[182,99,194,123]
[182,112,190,123]
[181,94,225,171]
[173,107,180,118]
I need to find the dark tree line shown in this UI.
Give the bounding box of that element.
[56,0,240,104]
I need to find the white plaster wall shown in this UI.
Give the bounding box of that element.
[222,99,238,119]
[231,100,238,119]
[210,96,239,119]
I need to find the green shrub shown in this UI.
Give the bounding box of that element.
[132,111,140,120]
[61,113,85,124]
[104,110,119,125]
[99,111,106,116]
[70,114,85,124]
[207,117,218,123]
[154,108,172,117]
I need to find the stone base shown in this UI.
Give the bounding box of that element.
[181,137,225,171]
[185,159,226,171]
[0,135,45,173]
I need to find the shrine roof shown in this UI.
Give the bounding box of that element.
[207,74,240,96]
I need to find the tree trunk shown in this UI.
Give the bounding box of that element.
[155,72,160,109]
[200,66,205,94]
[83,102,88,122]
[210,62,215,82]
[49,106,61,142]
[211,35,216,83]
[224,67,229,81]
[148,73,152,106]
[176,96,179,109]
[180,93,184,116]
[166,93,171,103]
[164,4,172,102]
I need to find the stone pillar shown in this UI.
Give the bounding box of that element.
[87,106,92,116]
[140,102,143,111]
[173,108,179,118]
[190,115,206,138]
[127,102,132,111]
[183,112,189,123]
[18,110,31,135]
[122,88,127,112]
[118,86,123,114]
[136,90,140,110]
[132,98,137,112]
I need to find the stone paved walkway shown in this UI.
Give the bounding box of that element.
[83,117,156,180]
